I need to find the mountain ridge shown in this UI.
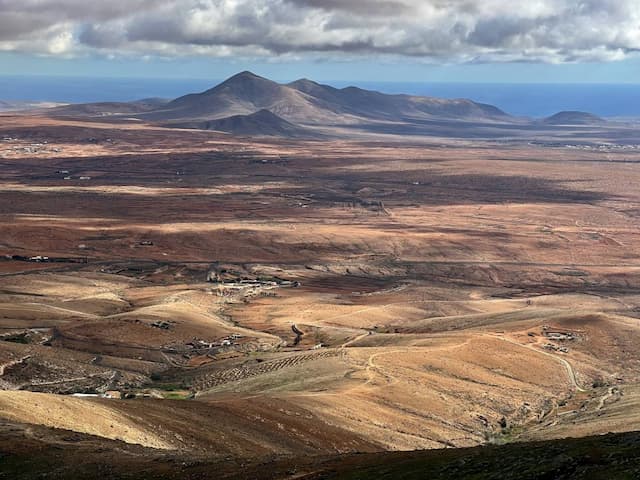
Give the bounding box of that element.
[144,71,512,128]
[37,72,611,137]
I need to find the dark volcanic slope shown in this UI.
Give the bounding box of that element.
[173,109,314,137]
[144,71,511,125]
[3,420,640,480]
[542,111,606,125]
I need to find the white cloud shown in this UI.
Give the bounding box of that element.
[0,0,639,63]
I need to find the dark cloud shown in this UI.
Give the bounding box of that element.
[468,17,538,48]
[288,0,413,16]
[0,12,54,40]
[0,0,638,62]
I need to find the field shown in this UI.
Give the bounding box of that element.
[1,113,640,474]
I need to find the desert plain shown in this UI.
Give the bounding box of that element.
[1,108,640,477]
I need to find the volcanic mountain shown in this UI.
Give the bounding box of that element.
[146,71,345,125]
[144,71,512,127]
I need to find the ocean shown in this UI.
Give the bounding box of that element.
[1,75,640,119]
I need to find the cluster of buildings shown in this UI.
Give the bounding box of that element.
[543,343,570,353]
[540,325,580,354]
[0,138,62,156]
[72,390,123,399]
[185,334,244,350]
[3,254,88,264]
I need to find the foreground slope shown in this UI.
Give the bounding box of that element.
[2,419,640,479]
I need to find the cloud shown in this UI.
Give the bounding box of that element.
[290,0,413,16]
[0,0,639,62]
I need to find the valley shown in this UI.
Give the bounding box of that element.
[1,81,640,477]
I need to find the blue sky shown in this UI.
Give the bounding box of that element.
[1,1,640,84]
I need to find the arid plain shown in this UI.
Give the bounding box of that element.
[1,111,640,476]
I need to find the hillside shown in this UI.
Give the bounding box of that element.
[2,420,640,479]
[172,109,314,137]
[288,78,508,120]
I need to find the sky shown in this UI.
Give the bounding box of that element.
[1,0,640,83]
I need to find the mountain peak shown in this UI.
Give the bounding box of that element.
[219,70,270,84]
[230,70,262,80]
[202,71,275,95]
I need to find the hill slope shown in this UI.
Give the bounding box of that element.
[288,78,508,120]
[542,111,605,125]
[2,420,640,479]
